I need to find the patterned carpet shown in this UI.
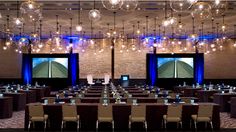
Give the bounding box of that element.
[0,111,236,128]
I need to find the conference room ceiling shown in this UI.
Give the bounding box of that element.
[0,0,236,38]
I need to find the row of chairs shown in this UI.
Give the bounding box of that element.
[28,104,214,131]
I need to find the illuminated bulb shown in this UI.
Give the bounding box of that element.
[171,52,174,55]
[184,48,187,51]
[76,25,83,32]
[187,0,198,4]
[126,49,129,52]
[178,41,182,44]
[121,44,125,48]
[215,0,220,5]
[211,44,215,48]
[15,49,18,52]
[110,46,113,49]
[109,0,120,5]
[38,44,43,48]
[136,29,140,34]
[52,48,55,52]
[28,3,34,9]
[138,49,141,52]
[233,43,236,47]
[82,49,85,52]
[69,44,73,47]
[94,52,97,55]
[19,50,22,54]
[120,50,123,53]
[162,19,169,27]
[212,48,216,51]
[153,43,158,47]
[90,40,94,45]
[5,41,11,46]
[3,46,7,50]
[15,18,22,25]
[220,45,223,48]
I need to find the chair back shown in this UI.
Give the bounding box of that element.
[131,105,146,118]
[87,75,93,84]
[59,93,65,98]
[62,104,77,118]
[45,97,55,104]
[197,105,213,118]
[167,105,182,118]
[169,93,177,98]
[149,93,155,97]
[98,104,113,118]
[29,104,44,118]
[157,98,165,103]
[181,98,191,103]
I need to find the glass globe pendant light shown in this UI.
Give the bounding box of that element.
[76,0,82,32]
[13,1,24,28]
[175,14,185,36]
[188,17,199,42]
[191,2,211,20]
[20,0,42,22]
[121,0,138,11]
[170,0,193,12]
[89,0,101,21]
[52,15,61,47]
[102,0,123,10]
[211,0,228,16]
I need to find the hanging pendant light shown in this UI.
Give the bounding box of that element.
[121,0,138,11]
[211,0,228,16]
[76,0,82,32]
[191,2,211,20]
[20,0,42,22]
[89,0,101,21]
[102,0,123,10]
[14,1,24,28]
[221,14,227,33]
[170,0,193,12]
[52,15,61,47]
[175,14,185,36]
[188,17,199,42]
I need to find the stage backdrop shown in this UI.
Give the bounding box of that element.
[146,53,204,86]
[22,53,79,87]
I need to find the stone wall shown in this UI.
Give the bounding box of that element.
[0,39,236,79]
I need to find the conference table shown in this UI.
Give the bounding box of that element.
[213,93,236,112]
[29,88,46,102]
[197,90,219,102]
[25,102,220,131]
[41,97,198,104]
[18,90,37,103]
[0,96,13,119]
[3,92,26,111]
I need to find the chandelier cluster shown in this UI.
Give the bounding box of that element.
[0,0,234,55]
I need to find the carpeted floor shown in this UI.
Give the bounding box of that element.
[0,111,236,128]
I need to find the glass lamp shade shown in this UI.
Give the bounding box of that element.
[76,24,83,32]
[20,0,41,14]
[175,23,185,35]
[30,33,40,43]
[121,0,138,11]
[170,0,192,12]
[188,33,199,42]
[167,17,178,26]
[89,9,101,21]
[162,19,170,27]
[211,0,228,16]
[187,0,198,4]
[191,2,211,20]
[18,37,29,47]
[13,17,24,28]
[102,0,123,10]
[20,0,42,21]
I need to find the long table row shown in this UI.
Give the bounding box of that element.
[0,87,50,119]
[25,103,220,131]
